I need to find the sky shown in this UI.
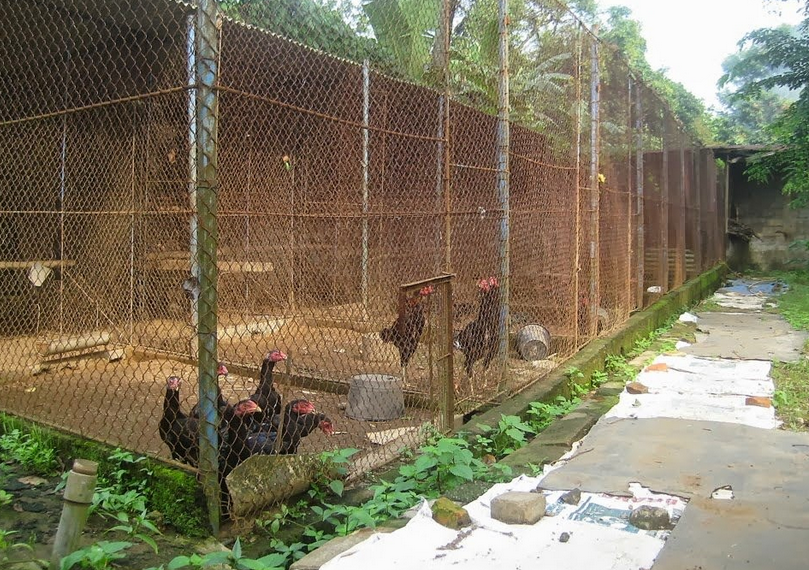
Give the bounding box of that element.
[598,0,805,109]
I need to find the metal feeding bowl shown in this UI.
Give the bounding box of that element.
[345,374,404,421]
[516,324,552,361]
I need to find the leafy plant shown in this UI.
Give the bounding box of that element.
[0,529,25,551]
[397,437,480,494]
[86,449,160,554]
[268,538,308,567]
[310,448,359,499]
[91,488,147,518]
[60,541,132,570]
[605,354,636,382]
[311,503,378,538]
[101,449,152,497]
[591,369,609,387]
[0,427,58,475]
[564,366,584,381]
[526,395,580,432]
[107,510,161,554]
[257,500,309,535]
[0,490,12,507]
[773,389,790,408]
[145,539,285,570]
[474,415,535,459]
[0,528,45,568]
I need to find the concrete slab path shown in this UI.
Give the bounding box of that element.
[317,280,809,569]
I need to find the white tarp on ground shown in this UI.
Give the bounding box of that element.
[653,354,772,381]
[637,355,773,397]
[322,475,685,570]
[606,354,778,429]
[606,391,778,428]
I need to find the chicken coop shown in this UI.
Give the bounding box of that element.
[1,0,726,518]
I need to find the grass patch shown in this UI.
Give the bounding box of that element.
[776,278,809,331]
[748,270,809,431]
[771,360,809,431]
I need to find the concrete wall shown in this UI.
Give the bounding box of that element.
[729,163,809,270]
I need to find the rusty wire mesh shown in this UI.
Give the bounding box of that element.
[1,0,727,520]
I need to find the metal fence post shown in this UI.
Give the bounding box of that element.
[195,0,221,535]
[677,140,686,285]
[634,78,644,307]
[693,146,703,274]
[573,24,583,348]
[441,0,452,274]
[361,59,370,313]
[589,29,600,337]
[660,115,669,292]
[186,15,200,358]
[626,74,633,311]
[496,0,510,378]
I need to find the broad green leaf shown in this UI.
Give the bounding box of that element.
[329,480,345,496]
[449,464,474,480]
[167,555,192,570]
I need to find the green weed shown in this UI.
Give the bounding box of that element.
[0,427,58,475]
[526,395,581,432]
[474,415,535,458]
[60,541,132,570]
[771,359,809,431]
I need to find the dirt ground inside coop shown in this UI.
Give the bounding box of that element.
[0,342,433,464]
[0,315,559,466]
[133,313,535,400]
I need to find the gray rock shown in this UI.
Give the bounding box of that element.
[490,491,546,525]
[559,488,581,505]
[597,381,625,397]
[559,532,571,543]
[629,505,672,530]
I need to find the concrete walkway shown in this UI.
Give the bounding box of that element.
[310,280,809,570]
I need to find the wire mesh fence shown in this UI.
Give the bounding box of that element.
[1,0,727,523]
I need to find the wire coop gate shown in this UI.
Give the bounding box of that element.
[1,0,727,527]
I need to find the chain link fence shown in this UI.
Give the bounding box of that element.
[1,0,727,523]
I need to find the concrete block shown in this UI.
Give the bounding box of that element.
[597,381,625,396]
[490,491,546,525]
[498,443,569,470]
[533,411,598,447]
[290,527,394,570]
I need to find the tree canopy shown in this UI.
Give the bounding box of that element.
[729,15,809,206]
[712,29,796,145]
[599,6,714,142]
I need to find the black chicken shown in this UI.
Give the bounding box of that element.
[280,412,334,455]
[189,362,230,419]
[219,399,262,481]
[159,376,190,462]
[454,277,501,379]
[249,349,287,426]
[246,399,317,455]
[158,376,202,466]
[380,285,434,382]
